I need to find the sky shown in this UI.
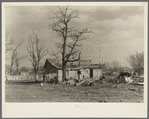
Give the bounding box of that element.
[5,5,145,68]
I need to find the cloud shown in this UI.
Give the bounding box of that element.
[102,14,143,29]
[86,6,143,21]
[5,5,145,67]
[74,14,90,23]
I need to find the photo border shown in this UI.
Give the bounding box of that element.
[1,1,148,118]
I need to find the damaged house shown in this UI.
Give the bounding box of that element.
[44,59,102,83]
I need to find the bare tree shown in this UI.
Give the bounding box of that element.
[48,48,62,63]
[15,49,27,74]
[51,6,92,82]
[27,31,47,82]
[10,42,26,75]
[102,61,121,75]
[126,52,144,75]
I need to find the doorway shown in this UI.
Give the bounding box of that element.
[90,69,93,78]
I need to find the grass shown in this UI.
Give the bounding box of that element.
[5,80,144,102]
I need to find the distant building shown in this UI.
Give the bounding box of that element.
[20,71,29,76]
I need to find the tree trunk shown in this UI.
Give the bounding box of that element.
[62,37,66,82]
[16,61,19,75]
[62,66,66,82]
[34,69,38,82]
[34,74,38,82]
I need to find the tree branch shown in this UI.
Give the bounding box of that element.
[65,52,81,63]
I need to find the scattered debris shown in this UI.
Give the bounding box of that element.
[40,71,144,87]
[61,81,67,85]
[137,82,144,85]
[131,82,144,86]
[128,88,136,91]
[125,77,133,83]
[111,84,119,88]
[40,83,44,86]
[76,80,85,86]
[118,72,131,79]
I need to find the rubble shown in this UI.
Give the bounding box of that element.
[124,77,133,83]
[45,71,144,86]
[60,77,94,87]
[111,84,119,88]
[76,80,85,86]
[128,88,136,91]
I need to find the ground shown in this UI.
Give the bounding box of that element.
[5,80,144,102]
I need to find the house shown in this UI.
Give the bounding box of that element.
[44,58,102,82]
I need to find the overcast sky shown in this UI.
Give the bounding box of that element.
[5,5,144,68]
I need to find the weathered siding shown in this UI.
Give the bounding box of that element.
[58,70,62,82]
[67,70,78,79]
[65,69,102,80]
[58,70,77,81]
[80,69,90,79]
[45,62,58,74]
[66,69,90,80]
[93,69,102,81]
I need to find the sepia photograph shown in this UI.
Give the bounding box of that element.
[2,2,148,118]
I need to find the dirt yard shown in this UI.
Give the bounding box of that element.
[5,81,144,102]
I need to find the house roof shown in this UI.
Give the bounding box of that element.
[69,64,102,70]
[44,59,62,69]
[79,60,91,65]
[44,58,102,70]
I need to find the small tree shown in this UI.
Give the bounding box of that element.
[10,42,26,75]
[110,60,120,73]
[27,31,47,82]
[102,61,121,75]
[126,52,144,75]
[51,6,92,82]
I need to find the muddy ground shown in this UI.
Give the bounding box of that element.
[5,80,144,102]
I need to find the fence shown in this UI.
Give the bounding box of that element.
[5,74,43,81]
[5,73,58,81]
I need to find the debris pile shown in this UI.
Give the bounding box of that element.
[101,72,144,85]
[41,71,144,86]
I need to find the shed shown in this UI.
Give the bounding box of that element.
[44,59,63,82]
